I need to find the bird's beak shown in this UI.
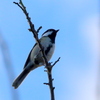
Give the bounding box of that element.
[56,29,59,32]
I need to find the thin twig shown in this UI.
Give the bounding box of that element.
[47,71,55,100]
[52,57,61,68]
[37,26,42,34]
[44,57,60,100]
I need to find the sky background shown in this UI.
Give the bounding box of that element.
[0,0,99,100]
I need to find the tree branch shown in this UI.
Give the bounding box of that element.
[13,1,60,100]
[44,57,60,100]
[13,0,48,66]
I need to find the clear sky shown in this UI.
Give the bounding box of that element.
[0,0,99,100]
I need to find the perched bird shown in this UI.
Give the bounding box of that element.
[12,29,59,89]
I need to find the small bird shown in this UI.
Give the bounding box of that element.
[12,29,59,89]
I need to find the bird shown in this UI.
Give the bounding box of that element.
[12,29,59,89]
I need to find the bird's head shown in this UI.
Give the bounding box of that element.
[42,29,59,43]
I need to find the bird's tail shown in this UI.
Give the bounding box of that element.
[12,69,30,89]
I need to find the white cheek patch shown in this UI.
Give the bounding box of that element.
[42,31,52,37]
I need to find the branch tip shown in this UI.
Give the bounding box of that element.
[44,83,49,85]
[53,87,55,90]
[37,26,42,33]
[28,29,31,31]
[44,70,47,72]
[52,57,61,68]
[52,78,54,81]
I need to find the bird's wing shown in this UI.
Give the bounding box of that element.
[23,43,37,69]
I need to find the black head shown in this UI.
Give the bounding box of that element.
[42,29,59,43]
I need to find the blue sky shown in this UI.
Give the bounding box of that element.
[0,0,99,100]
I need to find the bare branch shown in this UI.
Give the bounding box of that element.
[51,57,61,68]
[37,26,42,33]
[44,83,50,85]
[13,1,49,66]
[13,1,60,100]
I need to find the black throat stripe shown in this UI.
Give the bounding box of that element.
[45,45,52,55]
